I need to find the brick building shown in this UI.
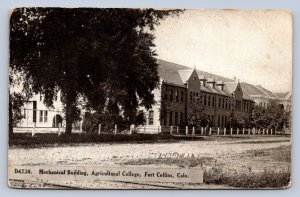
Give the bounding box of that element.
[142,59,254,130]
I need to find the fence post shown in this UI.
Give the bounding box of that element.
[144,125,146,133]
[58,123,61,136]
[253,128,256,135]
[266,129,269,135]
[230,128,233,135]
[258,128,260,135]
[271,129,273,135]
[201,127,204,135]
[170,126,173,135]
[242,128,245,135]
[98,124,101,135]
[80,121,83,133]
[186,126,188,135]
[224,128,226,136]
[248,128,250,135]
[217,127,220,135]
[177,126,179,134]
[237,128,239,135]
[192,127,195,136]
[32,123,36,137]
[209,127,212,135]
[262,129,264,135]
[114,124,117,135]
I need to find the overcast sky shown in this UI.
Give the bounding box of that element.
[153,9,292,93]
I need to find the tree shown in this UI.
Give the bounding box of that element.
[251,101,289,131]
[187,95,207,128]
[10,8,181,135]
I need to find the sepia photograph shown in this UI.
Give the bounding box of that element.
[8,8,292,189]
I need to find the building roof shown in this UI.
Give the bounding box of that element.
[157,59,276,101]
[157,59,187,86]
[240,82,269,97]
[256,85,278,98]
[224,82,238,94]
[178,69,194,84]
[274,92,292,100]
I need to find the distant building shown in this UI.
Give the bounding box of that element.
[17,91,65,129]
[274,92,292,112]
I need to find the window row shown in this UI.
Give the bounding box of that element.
[163,111,185,126]
[164,88,185,103]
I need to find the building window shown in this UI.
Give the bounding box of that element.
[148,110,154,125]
[163,111,167,126]
[40,94,42,101]
[219,98,221,108]
[190,92,193,100]
[175,112,178,125]
[204,95,207,105]
[44,111,48,122]
[208,95,211,106]
[218,115,220,127]
[181,91,184,102]
[164,91,168,101]
[175,90,179,102]
[39,110,43,122]
[212,96,215,107]
[169,111,173,126]
[222,98,225,108]
[180,112,184,124]
[170,90,173,101]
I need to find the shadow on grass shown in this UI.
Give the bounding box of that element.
[9,133,205,148]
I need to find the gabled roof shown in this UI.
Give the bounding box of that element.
[240,82,269,97]
[157,59,187,86]
[256,85,277,98]
[224,82,238,94]
[274,91,292,100]
[224,82,253,101]
[156,59,272,101]
[178,69,194,84]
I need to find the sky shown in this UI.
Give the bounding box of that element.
[153,9,292,93]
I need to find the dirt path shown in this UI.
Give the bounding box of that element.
[8,136,291,189]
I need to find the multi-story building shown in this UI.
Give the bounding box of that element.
[143,59,254,130]
[15,59,291,133]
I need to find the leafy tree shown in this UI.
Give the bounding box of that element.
[10,8,181,135]
[251,101,289,131]
[187,95,207,128]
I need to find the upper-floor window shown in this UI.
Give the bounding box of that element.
[222,98,225,108]
[170,90,173,101]
[219,98,221,108]
[208,95,211,106]
[175,90,179,102]
[212,96,215,107]
[181,91,184,102]
[204,95,207,105]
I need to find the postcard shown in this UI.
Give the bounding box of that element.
[8,8,292,189]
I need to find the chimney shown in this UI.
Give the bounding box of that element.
[216,81,225,91]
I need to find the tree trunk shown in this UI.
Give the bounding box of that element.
[65,97,73,135]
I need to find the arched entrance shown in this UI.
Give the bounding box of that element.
[52,114,63,128]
